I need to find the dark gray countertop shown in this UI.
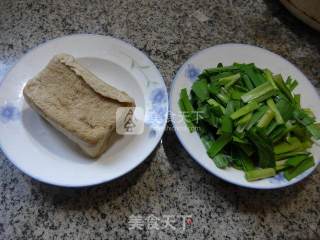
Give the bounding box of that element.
[1,0,320,239]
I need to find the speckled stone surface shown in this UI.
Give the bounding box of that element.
[1,0,320,239]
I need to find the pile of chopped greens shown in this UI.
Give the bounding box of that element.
[179,63,320,182]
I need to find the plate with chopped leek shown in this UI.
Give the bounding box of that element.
[170,44,320,189]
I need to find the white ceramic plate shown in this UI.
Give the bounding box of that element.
[170,43,320,189]
[0,34,168,187]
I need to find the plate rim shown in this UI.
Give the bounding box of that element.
[280,0,320,32]
[170,43,318,189]
[0,34,169,187]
